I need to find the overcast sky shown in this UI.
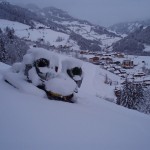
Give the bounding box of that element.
[8,0,150,26]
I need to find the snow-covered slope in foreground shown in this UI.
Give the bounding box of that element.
[0,61,150,150]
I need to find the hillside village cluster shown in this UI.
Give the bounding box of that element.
[50,47,150,86]
[75,50,150,96]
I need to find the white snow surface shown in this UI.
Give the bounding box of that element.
[144,44,150,52]
[54,20,121,47]
[61,58,82,73]
[0,54,150,150]
[0,19,79,49]
[45,75,76,96]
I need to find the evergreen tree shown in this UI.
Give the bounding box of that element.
[117,78,144,110]
[0,28,3,34]
[0,39,9,63]
[5,27,15,39]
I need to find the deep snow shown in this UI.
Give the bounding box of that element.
[0,55,150,150]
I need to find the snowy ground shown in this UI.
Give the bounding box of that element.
[0,19,79,49]
[0,55,150,150]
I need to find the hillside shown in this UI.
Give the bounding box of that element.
[23,3,121,50]
[112,26,150,55]
[109,19,150,35]
[1,56,150,150]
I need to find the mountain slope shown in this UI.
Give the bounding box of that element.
[109,19,150,35]
[0,59,150,150]
[112,26,150,55]
[0,2,121,51]
[24,4,121,50]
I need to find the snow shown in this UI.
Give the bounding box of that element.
[73,75,82,81]
[143,44,150,52]
[0,19,79,49]
[61,58,82,73]
[28,67,43,86]
[45,75,76,96]
[55,20,121,48]
[27,48,59,68]
[3,71,46,97]
[1,51,150,150]
[11,62,22,73]
[0,19,30,30]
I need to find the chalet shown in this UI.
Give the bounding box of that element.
[114,70,120,75]
[113,66,122,70]
[100,56,113,64]
[122,60,134,69]
[119,69,126,74]
[113,61,121,65]
[134,72,145,77]
[107,68,115,73]
[143,80,150,86]
[114,53,125,58]
[89,56,100,64]
[38,26,45,29]
[142,76,150,86]
[80,51,89,55]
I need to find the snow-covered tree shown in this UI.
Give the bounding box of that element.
[0,30,29,64]
[0,39,9,63]
[0,28,3,34]
[117,78,144,110]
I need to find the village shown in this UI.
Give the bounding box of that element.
[78,50,150,95]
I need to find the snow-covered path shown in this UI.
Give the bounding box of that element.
[1,62,150,150]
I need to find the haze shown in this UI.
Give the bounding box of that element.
[8,0,150,26]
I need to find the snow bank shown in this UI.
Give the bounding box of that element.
[61,58,82,73]
[27,47,59,68]
[3,71,46,98]
[45,75,76,96]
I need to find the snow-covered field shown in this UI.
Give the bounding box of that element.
[0,53,150,150]
[0,19,79,49]
[0,19,121,51]
[54,20,121,47]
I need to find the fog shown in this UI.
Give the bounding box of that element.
[7,0,150,26]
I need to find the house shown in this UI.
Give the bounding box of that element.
[113,61,121,65]
[100,56,113,64]
[134,72,145,77]
[122,60,134,69]
[38,26,45,29]
[114,70,120,75]
[143,80,150,86]
[89,56,100,64]
[80,51,88,55]
[142,77,150,86]
[114,53,125,58]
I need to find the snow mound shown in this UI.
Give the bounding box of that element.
[45,75,76,96]
[62,58,82,73]
[27,47,59,68]
[3,72,46,98]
